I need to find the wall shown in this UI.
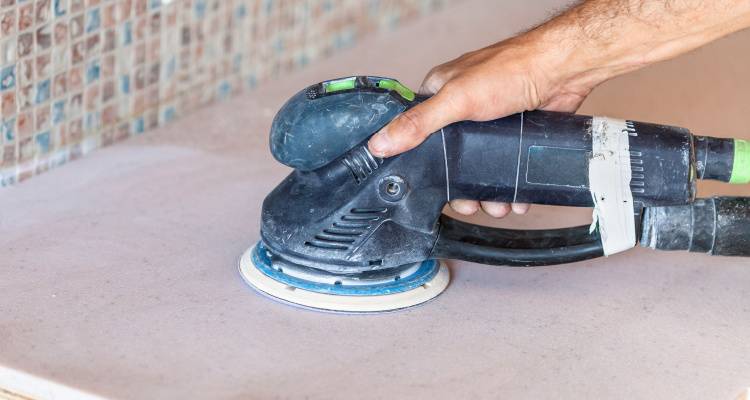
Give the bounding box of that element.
[0,0,443,187]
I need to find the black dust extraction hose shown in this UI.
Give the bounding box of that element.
[432,196,750,265]
[641,197,750,256]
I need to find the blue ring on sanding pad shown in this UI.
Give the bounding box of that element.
[251,241,439,296]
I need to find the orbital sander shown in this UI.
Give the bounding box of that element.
[240,75,750,313]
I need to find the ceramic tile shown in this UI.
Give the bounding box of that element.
[0,38,16,65]
[35,0,50,24]
[16,109,32,136]
[53,0,67,17]
[17,3,32,30]
[69,12,83,37]
[35,23,51,49]
[1,0,445,187]
[1,9,16,36]
[53,20,67,44]
[0,64,15,90]
[35,51,50,77]
[0,115,14,142]
[1,90,15,117]
[17,31,33,57]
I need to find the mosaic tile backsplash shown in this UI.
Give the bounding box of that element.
[0,0,444,186]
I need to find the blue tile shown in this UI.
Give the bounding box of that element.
[86,8,101,33]
[133,116,145,134]
[1,172,17,187]
[298,53,309,67]
[236,4,247,18]
[52,100,65,124]
[86,59,100,83]
[1,117,14,142]
[217,81,231,100]
[36,131,51,153]
[54,0,67,17]
[36,79,51,104]
[162,106,175,122]
[83,111,101,131]
[0,65,15,91]
[334,30,355,49]
[194,0,206,18]
[122,21,133,46]
[165,57,176,79]
[120,75,130,94]
[233,54,241,72]
[85,111,100,130]
[150,0,161,10]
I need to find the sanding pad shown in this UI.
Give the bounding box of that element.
[238,243,450,313]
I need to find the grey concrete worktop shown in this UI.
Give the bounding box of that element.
[2,1,749,398]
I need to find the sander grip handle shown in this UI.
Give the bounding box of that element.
[429,215,604,266]
[441,110,696,207]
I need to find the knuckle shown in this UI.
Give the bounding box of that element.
[439,82,473,116]
[420,79,441,95]
[397,109,425,139]
[425,66,443,81]
[420,66,445,94]
[425,67,447,85]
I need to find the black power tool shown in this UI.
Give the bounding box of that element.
[239,76,750,313]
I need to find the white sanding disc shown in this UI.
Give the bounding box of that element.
[238,246,450,313]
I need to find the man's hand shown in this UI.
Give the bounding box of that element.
[367,0,750,218]
[368,35,592,217]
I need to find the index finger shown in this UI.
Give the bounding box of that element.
[367,85,468,157]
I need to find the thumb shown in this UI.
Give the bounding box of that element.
[368,87,468,157]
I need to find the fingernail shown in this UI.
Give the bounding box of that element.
[368,129,392,157]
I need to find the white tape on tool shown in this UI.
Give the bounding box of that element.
[589,116,636,256]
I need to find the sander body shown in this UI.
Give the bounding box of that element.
[241,76,750,313]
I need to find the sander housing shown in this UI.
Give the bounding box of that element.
[260,76,750,277]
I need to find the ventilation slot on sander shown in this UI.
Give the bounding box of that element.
[304,208,388,251]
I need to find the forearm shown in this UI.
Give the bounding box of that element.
[525,0,750,95]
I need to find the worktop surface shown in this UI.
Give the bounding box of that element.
[2,1,750,399]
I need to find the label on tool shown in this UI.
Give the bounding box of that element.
[589,116,636,256]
